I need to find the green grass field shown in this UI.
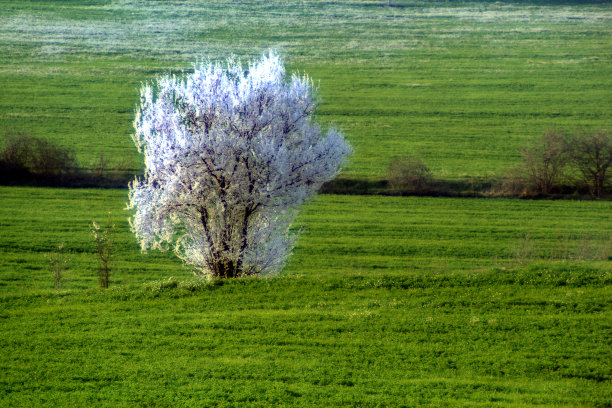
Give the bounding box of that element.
[1,0,611,406]
[0,187,610,406]
[0,0,610,179]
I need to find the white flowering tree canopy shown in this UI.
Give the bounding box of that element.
[128,52,351,278]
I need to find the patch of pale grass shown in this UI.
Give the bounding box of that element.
[1,0,610,66]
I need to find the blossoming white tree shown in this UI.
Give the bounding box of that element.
[128,52,351,278]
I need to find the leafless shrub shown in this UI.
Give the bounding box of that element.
[595,237,612,261]
[92,152,110,180]
[498,166,530,197]
[510,232,611,268]
[91,216,114,288]
[0,130,76,179]
[547,235,572,262]
[510,233,535,267]
[571,235,612,262]
[387,156,432,193]
[520,129,569,194]
[90,152,131,180]
[493,129,570,197]
[568,129,612,197]
[47,243,70,292]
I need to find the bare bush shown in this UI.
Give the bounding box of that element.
[496,129,569,196]
[387,156,432,193]
[91,218,114,288]
[91,152,131,182]
[568,129,612,197]
[520,129,569,194]
[92,152,110,180]
[510,233,536,267]
[507,232,611,269]
[47,243,70,292]
[0,131,76,179]
[498,166,529,197]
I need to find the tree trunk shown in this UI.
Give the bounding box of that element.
[212,258,239,278]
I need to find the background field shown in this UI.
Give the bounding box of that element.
[0,186,611,406]
[0,0,611,180]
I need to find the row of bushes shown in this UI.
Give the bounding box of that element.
[2,128,610,198]
[386,128,611,198]
[500,128,611,197]
[0,130,131,187]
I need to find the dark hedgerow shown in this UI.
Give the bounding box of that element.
[0,131,76,184]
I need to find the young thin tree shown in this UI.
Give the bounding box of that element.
[91,219,113,288]
[128,52,351,278]
[568,129,612,197]
[47,243,70,292]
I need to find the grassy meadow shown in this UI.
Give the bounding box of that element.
[0,0,611,179]
[0,186,611,406]
[1,0,611,406]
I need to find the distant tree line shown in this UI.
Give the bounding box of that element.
[1,127,610,199]
[383,128,611,199]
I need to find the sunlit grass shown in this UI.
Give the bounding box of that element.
[0,1,611,405]
[0,186,610,406]
[0,0,610,179]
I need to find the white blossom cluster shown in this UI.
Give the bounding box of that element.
[128,52,351,278]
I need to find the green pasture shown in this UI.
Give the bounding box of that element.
[0,0,610,179]
[1,0,611,406]
[1,187,610,289]
[0,186,610,406]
